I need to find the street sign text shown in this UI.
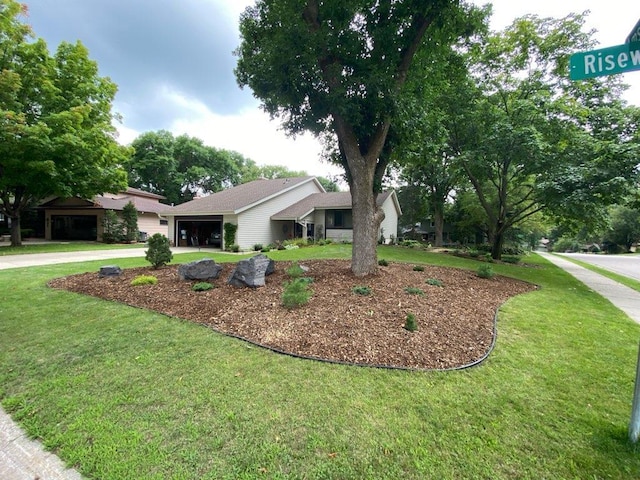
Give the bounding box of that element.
[570,42,640,80]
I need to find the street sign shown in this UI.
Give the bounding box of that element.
[626,18,640,43]
[570,42,640,80]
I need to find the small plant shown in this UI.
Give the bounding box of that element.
[286,262,305,278]
[502,255,521,264]
[261,247,270,253]
[404,287,424,296]
[282,278,313,309]
[477,264,494,279]
[426,278,443,287]
[130,275,157,286]
[253,243,263,251]
[412,265,424,272]
[228,244,240,253]
[145,233,173,269]
[378,259,389,266]
[404,313,418,332]
[192,282,214,292]
[352,285,372,296]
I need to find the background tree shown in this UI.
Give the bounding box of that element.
[604,205,640,252]
[235,0,485,275]
[121,201,139,242]
[0,1,129,246]
[456,13,640,259]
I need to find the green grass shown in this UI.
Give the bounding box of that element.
[1,245,640,478]
[0,241,146,256]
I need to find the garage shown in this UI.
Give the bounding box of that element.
[175,217,223,247]
[52,215,98,240]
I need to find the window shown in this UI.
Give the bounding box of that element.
[326,209,352,229]
[159,219,168,225]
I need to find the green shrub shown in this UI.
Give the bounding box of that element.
[145,233,173,269]
[223,223,238,249]
[412,265,424,272]
[352,285,372,296]
[130,275,157,286]
[253,243,263,251]
[261,247,270,253]
[282,278,312,309]
[192,282,214,292]
[102,209,124,244]
[401,239,422,248]
[468,250,480,258]
[404,287,424,296]
[378,259,389,266]
[122,201,139,242]
[404,313,417,332]
[477,264,494,279]
[426,278,443,287]
[286,262,305,278]
[228,244,240,253]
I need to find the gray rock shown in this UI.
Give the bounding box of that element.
[178,258,223,281]
[98,265,122,277]
[228,254,275,288]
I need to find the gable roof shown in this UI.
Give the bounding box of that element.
[39,187,171,215]
[271,190,400,221]
[164,176,323,215]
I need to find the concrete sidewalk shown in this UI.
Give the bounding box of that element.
[537,251,640,325]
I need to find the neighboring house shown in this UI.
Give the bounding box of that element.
[161,176,402,250]
[39,187,171,242]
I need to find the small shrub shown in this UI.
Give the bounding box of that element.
[192,282,214,292]
[261,247,270,253]
[145,233,173,269]
[253,243,263,251]
[468,250,480,258]
[282,278,312,309]
[401,239,422,248]
[412,265,424,272]
[130,275,157,286]
[404,287,424,296]
[228,244,240,253]
[426,278,443,287]
[378,259,389,266]
[404,313,418,332]
[352,285,372,296]
[477,264,494,279]
[286,262,305,278]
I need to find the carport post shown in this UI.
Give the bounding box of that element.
[629,340,640,443]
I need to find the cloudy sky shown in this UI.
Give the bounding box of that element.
[22,0,640,179]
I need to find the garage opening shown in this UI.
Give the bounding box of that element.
[52,215,97,240]
[176,219,223,247]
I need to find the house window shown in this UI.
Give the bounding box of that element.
[326,209,352,229]
[159,219,168,225]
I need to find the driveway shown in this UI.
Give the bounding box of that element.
[558,253,640,282]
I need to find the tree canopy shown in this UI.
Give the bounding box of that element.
[0,0,129,245]
[236,0,485,275]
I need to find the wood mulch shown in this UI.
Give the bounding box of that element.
[48,259,536,370]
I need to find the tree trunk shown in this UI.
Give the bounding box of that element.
[491,223,505,260]
[433,205,444,247]
[350,173,384,277]
[10,214,22,247]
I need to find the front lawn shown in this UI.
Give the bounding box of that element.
[0,245,639,479]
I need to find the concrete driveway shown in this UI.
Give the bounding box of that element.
[559,253,640,282]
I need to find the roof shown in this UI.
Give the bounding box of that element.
[271,190,399,221]
[164,176,321,215]
[39,187,171,214]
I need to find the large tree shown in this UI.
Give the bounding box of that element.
[0,0,129,246]
[456,13,640,259]
[235,0,484,275]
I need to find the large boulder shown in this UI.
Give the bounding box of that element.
[178,258,223,281]
[98,265,122,278]
[227,254,275,288]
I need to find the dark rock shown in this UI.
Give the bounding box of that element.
[228,254,275,288]
[178,258,223,281]
[98,265,122,277]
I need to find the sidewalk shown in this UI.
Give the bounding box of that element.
[537,251,640,325]
[2,250,640,479]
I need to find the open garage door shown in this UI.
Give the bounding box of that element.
[176,219,223,247]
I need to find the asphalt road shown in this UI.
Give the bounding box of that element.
[559,253,640,282]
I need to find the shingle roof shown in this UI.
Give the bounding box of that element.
[271,191,395,220]
[164,176,318,215]
[95,188,171,214]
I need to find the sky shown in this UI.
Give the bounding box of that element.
[21,0,640,180]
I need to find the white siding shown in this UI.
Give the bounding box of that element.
[138,214,168,239]
[379,195,399,244]
[236,181,322,250]
[326,229,353,243]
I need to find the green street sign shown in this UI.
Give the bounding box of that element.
[627,18,640,43]
[570,42,640,80]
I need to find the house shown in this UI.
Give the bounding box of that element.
[39,187,172,242]
[161,176,401,250]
